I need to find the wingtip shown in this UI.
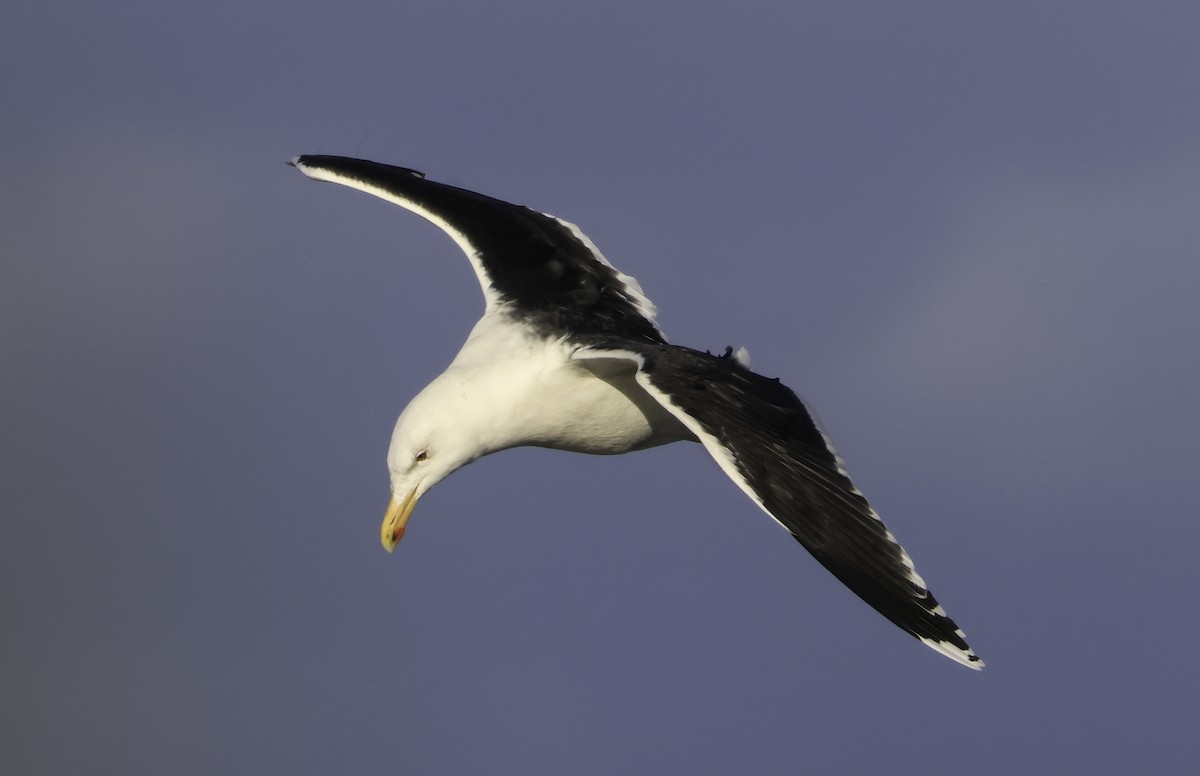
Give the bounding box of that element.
[286,155,429,185]
[921,636,985,670]
[288,155,314,175]
[288,155,331,183]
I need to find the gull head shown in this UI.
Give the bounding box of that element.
[379,376,492,552]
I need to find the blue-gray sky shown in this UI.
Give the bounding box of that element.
[4,2,1199,773]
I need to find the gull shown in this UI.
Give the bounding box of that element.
[290,155,983,669]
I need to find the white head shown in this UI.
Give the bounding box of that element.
[379,376,491,551]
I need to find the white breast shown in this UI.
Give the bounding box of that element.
[436,319,693,457]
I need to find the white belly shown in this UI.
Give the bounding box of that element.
[522,358,694,454]
[439,325,694,457]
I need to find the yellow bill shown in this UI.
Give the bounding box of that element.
[381,487,419,552]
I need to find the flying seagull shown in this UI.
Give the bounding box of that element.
[290,155,983,670]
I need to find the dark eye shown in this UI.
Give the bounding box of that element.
[415,450,428,463]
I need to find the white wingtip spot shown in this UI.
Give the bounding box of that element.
[920,636,985,670]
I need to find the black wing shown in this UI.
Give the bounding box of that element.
[577,342,983,668]
[291,155,665,343]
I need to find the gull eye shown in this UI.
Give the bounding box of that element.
[414,450,428,463]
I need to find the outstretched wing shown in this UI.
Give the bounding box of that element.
[574,343,983,669]
[290,156,664,344]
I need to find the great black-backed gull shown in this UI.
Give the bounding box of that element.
[290,155,983,670]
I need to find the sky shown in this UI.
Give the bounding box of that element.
[4,2,1200,773]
